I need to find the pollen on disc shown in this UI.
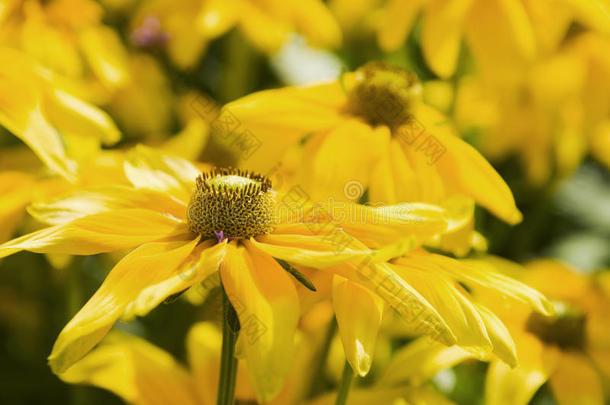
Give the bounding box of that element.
[187,168,276,239]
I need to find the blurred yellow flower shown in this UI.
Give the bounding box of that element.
[480,260,610,405]
[129,0,342,69]
[0,0,130,88]
[329,0,610,78]
[455,32,610,184]
[0,47,121,182]
[0,146,463,402]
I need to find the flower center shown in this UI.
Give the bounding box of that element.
[347,62,422,129]
[525,301,586,350]
[187,168,275,239]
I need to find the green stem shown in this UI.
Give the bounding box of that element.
[217,286,239,405]
[334,361,355,405]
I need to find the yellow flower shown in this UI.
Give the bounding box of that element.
[129,0,342,69]
[220,62,521,254]
[329,0,610,78]
[455,32,610,184]
[0,0,130,88]
[0,47,121,182]
[479,260,610,405]
[0,145,463,402]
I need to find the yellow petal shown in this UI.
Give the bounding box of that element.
[236,1,291,53]
[378,0,426,52]
[58,330,199,405]
[45,88,121,146]
[474,303,517,367]
[559,0,610,35]
[421,0,473,78]
[49,238,199,373]
[290,0,342,49]
[392,262,492,354]
[0,73,77,182]
[223,82,345,173]
[79,25,130,87]
[197,0,238,38]
[432,119,522,224]
[220,241,300,402]
[333,276,384,376]
[408,254,554,315]
[381,337,474,386]
[549,352,604,405]
[0,208,189,258]
[123,239,227,320]
[307,119,388,202]
[123,145,200,202]
[0,171,35,243]
[466,0,536,78]
[485,330,560,405]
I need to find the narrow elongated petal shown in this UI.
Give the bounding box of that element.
[0,171,35,243]
[220,242,299,402]
[0,208,189,258]
[290,0,342,48]
[333,276,384,376]
[392,263,492,354]
[79,26,130,87]
[58,331,199,405]
[378,0,426,51]
[123,239,227,320]
[421,0,473,78]
[0,76,77,182]
[197,0,238,38]
[49,238,199,373]
[124,145,201,202]
[485,331,560,405]
[474,303,517,367]
[381,338,474,386]
[28,186,187,225]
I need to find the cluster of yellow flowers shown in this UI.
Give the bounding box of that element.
[0,1,609,404]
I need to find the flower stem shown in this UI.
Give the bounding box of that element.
[217,286,240,405]
[334,361,355,405]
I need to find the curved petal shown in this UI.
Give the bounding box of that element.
[485,331,560,405]
[560,0,610,34]
[378,0,425,52]
[28,186,187,226]
[223,82,346,173]
[0,171,36,243]
[549,352,604,405]
[290,0,342,49]
[79,26,130,88]
[197,0,239,38]
[49,238,199,373]
[220,241,300,402]
[0,74,77,182]
[421,0,473,78]
[474,303,517,367]
[392,262,492,354]
[123,145,200,202]
[432,119,522,224]
[0,208,189,258]
[58,331,199,405]
[380,337,474,386]
[123,239,227,320]
[333,276,384,376]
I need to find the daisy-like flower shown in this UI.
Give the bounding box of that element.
[220,62,521,254]
[0,146,463,402]
[129,0,342,69]
[480,260,610,405]
[328,0,610,78]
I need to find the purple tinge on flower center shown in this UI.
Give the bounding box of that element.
[131,16,170,47]
[214,230,226,243]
